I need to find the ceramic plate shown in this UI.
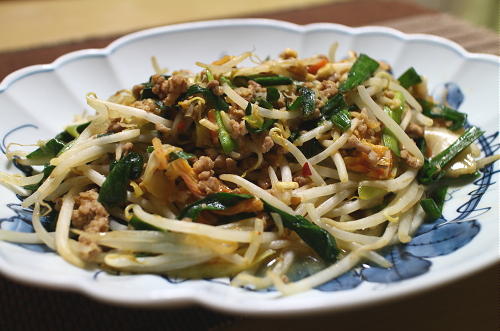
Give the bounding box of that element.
[0,19,498,315]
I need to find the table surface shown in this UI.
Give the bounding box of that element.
[0,1,498,330]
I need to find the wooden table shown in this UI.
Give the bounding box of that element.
[0,1,498,330]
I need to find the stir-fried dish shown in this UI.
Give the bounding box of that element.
[1,45,498,295]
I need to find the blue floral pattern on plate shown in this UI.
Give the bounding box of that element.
[0,204,52,253]
[1,82,498,293]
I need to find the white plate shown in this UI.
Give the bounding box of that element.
[0,19,498,315]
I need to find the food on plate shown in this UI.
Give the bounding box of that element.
[1,45,498,295]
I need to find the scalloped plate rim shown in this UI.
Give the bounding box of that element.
[0,240,497,316]
[0,18,498,315]
[1,18,498,92]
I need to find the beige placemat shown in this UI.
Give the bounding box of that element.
[0,0,332,52]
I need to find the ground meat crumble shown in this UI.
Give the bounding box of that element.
[151,74,189,106]
[71,189,109,260]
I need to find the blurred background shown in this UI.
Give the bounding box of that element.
[0,0,497,53]
[405,0,498,30]
[0,1,498,330]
